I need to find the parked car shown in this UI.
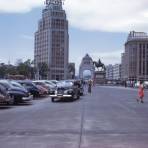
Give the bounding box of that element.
[144,81,148,89]
[65,79,84,96]
[33,80,56,94]
[49,80,58,85]
[39,80,57,87]
[50,80,80,102]
[0,80,33,104]
[134,81,148,89]
[17,80,43,97]
[35,85,49,96]
[0,84,14,104]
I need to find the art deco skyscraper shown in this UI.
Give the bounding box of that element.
[34,0,69,80]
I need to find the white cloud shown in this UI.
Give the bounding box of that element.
[0,0,43,13]
[64,0,148,32]
[90,50,122,65]
[65,0,148,32]
[1,0,148,32]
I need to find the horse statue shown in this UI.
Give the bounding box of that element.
[93,59,106,71]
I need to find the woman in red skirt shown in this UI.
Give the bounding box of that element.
[137,81,144,103]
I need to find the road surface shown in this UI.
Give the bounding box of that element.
[0,86,148,148]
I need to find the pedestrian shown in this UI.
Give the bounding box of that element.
[137,81,144,103]
[88,80,92,93]
[124,81,127,88]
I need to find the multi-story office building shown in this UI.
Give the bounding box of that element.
[121,53,126,80]
[106,64,121,80]
[113,64,121,80]
[34,0,69,80]
[106,65,113,80]
[122,31,148,81]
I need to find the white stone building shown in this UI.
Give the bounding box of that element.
[122,31,148,81]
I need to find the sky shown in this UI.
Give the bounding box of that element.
[1,0,148,72]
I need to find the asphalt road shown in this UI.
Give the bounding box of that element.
[0,86,148,148]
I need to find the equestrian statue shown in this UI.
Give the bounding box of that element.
[93,59,106,72]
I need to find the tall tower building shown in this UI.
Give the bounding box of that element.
[34,0,69,80]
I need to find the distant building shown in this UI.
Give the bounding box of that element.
[106,65,113,80]
[121,31,148,81]
[106,64,121,81]
[121,53,126,80]
[34,0,69,80]
[113,64,121,80]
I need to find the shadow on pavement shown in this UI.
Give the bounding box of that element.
[13,102,33,106]
[34,96,49,100]
[0,104,13,110]
[53,97,83,103]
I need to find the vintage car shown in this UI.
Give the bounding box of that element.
[0,80,33,104]
[17,80,42,97]
[33,80,55,95]
[0,84,14,105]
[50,81,80,102]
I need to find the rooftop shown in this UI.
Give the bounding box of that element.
[127,31,148,42]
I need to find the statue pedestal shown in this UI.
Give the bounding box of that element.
[94,71,106,84]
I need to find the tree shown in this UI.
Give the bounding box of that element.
[0,63,7,78]
[38,62,48,80]
[68,63,75,79]
[0,63,17,78]
[6,65,18,75]
[17,59,35,79]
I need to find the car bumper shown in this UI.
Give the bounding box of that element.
[50,94,72,98]
[22,95,33,101]
[0,95,13,103]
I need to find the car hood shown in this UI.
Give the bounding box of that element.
[9,86,28,93]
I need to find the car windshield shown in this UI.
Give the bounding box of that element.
[0,81,14,89]
[45,81,56,86]
[57,81,73,88]
[10,81,24,88]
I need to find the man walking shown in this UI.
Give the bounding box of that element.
[88,80,92,94]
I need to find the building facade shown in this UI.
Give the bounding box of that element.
[122,31,148,81]
[106,64,113,80]
[34,0,69,80]
[106,64,121,81]
[113,64,121,80]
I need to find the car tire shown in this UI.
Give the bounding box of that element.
[9,95,15,105]
[7,95,15,105]
[72,94,78,100]
[51,98,55,102]
[10,95,15,105]
[77,94,80,99]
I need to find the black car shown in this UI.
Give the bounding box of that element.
[64,80,84,96]
[0,80,33,104]
[50,81,80,102]
[17,80,42,97]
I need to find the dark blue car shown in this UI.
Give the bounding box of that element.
[17,80,41,97]
[0,80,33,104]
